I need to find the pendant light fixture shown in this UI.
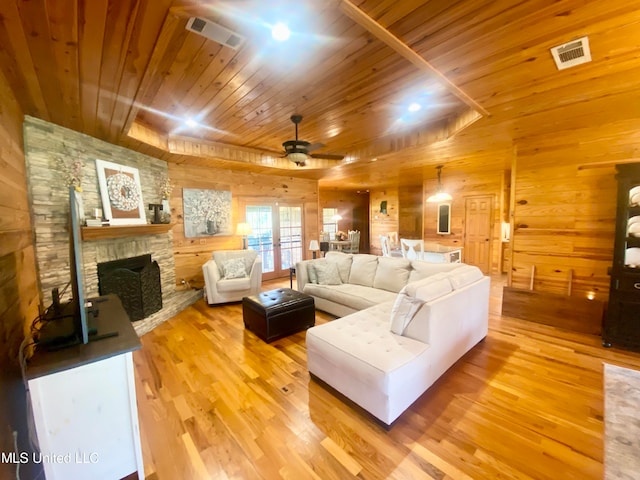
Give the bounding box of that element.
[426,165,452,203]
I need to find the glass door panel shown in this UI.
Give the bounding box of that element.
[245,203,303,280]
[246,206,274,275]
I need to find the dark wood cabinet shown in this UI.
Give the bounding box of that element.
[603,163,640,351]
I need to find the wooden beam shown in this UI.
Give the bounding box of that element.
[338,0,489,117]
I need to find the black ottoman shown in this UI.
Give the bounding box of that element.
[242,288,315,343]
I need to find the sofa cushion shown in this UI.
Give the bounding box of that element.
[213,250,257,276]
[314,261,342,285]
[217,277,251,292]
[221,257,247,279]
[373,257,411,293]
[325,252,353,283]
[304,283,397,311]
[446,265,484,289]
[306,303,430,395]
[403,273,452,300]
[307,262,319,284]
[408,261,462,283]
[390,293,426,335]
[348,254,379,287]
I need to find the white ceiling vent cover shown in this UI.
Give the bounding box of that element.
[185,17,245,50]
[550,36,591,70]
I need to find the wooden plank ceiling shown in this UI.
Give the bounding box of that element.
[1,0,639,188]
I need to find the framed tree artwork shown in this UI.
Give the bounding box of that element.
[95,159,147,225]
[182,188,232,238]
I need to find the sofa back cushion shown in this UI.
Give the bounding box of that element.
[373,257,411,293]
[324,251,353,283]
[348,254,379,287]
[213,250,257,276]
[408,261,462,283]
[446,265,484,289]
[403,273,453,301]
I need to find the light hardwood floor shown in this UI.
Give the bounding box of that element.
[133,275,640,479]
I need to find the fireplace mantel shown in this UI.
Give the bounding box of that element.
[81,224,172,241]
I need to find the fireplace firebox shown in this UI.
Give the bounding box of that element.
[97,254,162,321]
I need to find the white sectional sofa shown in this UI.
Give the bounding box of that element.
[296,252,490,427]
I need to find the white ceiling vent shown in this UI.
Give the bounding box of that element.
[550,36,591,70]
[185,17,245,50]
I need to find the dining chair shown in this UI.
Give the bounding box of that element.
[344,230,360,253]
[400,238,424,261]
[379,234,391,257]
[388,231,399,249]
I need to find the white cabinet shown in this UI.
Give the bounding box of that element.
[27,295,143,479]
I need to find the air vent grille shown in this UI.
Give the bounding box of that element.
[550,36,591,70]
[185,17,245,50]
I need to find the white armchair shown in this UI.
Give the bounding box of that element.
[202,249,262,305]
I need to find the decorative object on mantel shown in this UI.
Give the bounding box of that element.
[55,141,85,189]
[426,165,453,203]
[95,159,147,225]
[183,188,232,238]
[154,171,173,224]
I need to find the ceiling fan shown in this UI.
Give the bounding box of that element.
[282,114,344,166]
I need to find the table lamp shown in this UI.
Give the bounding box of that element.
[236,222,252,249]
[309,239,320,259]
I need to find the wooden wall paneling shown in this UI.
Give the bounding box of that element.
[0,71,40,479]
[170,163,319,286]
[398,185,423,240]
[369,188,398,254]
[510,155,618,300]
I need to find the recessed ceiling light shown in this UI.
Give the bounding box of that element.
[271,23,290,41]
[185,118,199,128]
[408,102,421,112]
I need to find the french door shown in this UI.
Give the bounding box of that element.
[244,203,303,280]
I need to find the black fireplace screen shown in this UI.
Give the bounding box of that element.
[97,254,162,321]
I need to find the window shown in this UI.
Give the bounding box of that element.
[322,208,339,235]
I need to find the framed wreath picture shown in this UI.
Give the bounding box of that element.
[95,159,146,225]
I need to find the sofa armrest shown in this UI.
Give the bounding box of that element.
[295,260,314,291]
[202,259,221,302]
[248,256,263,292]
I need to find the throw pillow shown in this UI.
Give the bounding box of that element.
[307,262,320,284]
[314,261,342,285]
[389,292,426,335]
[222,258,247,279]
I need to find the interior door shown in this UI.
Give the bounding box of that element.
[464,195,493,273]
[245,203,303,280]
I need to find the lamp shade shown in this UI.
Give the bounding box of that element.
[236,222,252,236]
[426,191,453,203]
[309,240,320,251]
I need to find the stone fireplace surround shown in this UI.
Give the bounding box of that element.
[23,116,201,336]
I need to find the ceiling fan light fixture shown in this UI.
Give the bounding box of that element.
[287,151,308,165]
[426,165,452,203]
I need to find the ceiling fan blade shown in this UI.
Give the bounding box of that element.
[306,142,326,152]
[310,153,344,160]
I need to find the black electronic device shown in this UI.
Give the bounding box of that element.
[36,187,117,350]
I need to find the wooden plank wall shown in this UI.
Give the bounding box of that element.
[169,163,319,287]
[0,72,40,478]
[369,188,399,254]
[511,130,633,302]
